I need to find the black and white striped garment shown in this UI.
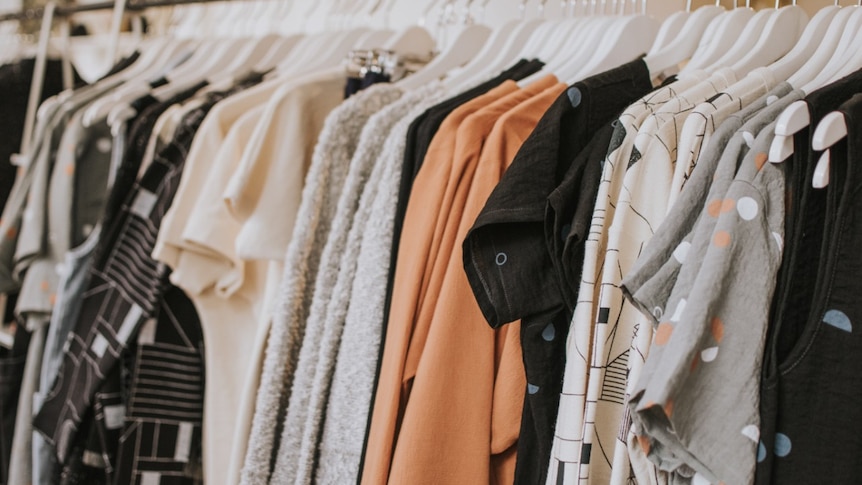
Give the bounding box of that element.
[32,87,234,485]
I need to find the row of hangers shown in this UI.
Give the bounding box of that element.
[9,0,861,188]
[759,0,862,189]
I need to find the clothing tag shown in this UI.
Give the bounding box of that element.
[104,404,125,430]
[174,422,193,462]
[130,190,158,219]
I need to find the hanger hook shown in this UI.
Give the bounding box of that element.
[538,0,549,17]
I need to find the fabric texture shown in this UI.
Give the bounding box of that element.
[152,72,285,485]
[463,60,654,485]
[316,82,447,485]
[758,69,862,485]
[630,120,786,485]
[269,82,405,485]
[544,71,709,485]
[239,85,400,485]
[31,89,224,485]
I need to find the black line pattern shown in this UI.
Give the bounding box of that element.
[32,96,221,484]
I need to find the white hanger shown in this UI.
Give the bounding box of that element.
[252,34,305,72]
[809,110,847,188]
[786,3,853,89]
[532,1,583,63]
[799,4,862,93]
[381,0,447,57]
[510,1,568,62]
[569,1,658,82]
[701,6,771,72]
[815,10,862,85]
[383,25,437,58]
[285,28,372,76]
[81,40,197,127]
[681,1,754,73]
[769,99,808,162]
[397,15,491,88]
[729,3,808,77]
[515,1,601,86]
[751,4,831,80]
[445,0,543,89]
[647,7,689,55]
[769,3,862,163]
[643,3,723,79]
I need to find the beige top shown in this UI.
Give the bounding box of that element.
[150,74,301,485]
[224,68,345,262]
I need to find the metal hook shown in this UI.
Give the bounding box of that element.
[538,0,549,17]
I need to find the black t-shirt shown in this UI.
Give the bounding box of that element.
[462,58,654,485]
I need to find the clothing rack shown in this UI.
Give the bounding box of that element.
[2,0,247,159]
[0,0,244,23]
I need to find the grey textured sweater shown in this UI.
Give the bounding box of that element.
[269,83,405,484]
[314,83,447,484]
[239,84,403,485]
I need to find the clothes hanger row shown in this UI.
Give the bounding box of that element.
[765,0,862,190]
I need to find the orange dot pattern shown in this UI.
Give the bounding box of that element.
[714,231,731,248]
[655,322,674,345]
[755,152,768,171]
[711,317,725,343]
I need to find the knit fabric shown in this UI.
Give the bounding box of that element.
[239,85,403,485]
